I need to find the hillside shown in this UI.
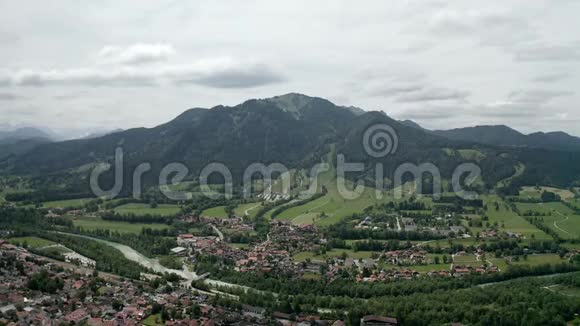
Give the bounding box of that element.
[432,125,580,152]
[3,94,580,191]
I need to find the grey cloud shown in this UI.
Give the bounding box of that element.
[0,93,21,101]
[368,84,424,97]
[395,88,470,103]
[533,73,569,83]
[398,107,457,120]
[98,43,176,65]
[508,89,573,105]
[175,63,285,89]
[0,59,284,89]
[515,43,580,62]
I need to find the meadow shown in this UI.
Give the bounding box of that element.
[70,216,170,234]
[113,203,181,216]
[42,198,94,209]
[201,206,229,218]
[9,236,56,248]
[515,202,580,240]
[233,202,261,218]
[473,195,551,240]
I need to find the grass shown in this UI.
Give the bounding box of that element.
[520,186,575,201]
[142,314,163,326]
[515,202,580,240]
[234,202,261,218]
[201,206,229,218]
[71,216,170,234]
[9,236,56,248]
[273,160,396,226]
[113,203,181,216]
[41,198,94,209]
[474,195,551,240]
[489,254,567,272]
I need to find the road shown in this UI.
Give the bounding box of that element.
[395,215,402,231]
[210,224,224,241]
[553,210,575,237]
[244,204,260,216]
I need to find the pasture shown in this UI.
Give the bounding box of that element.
[71,216,170,234]
[477,195,551,240]
[201,206,229,218]
[42,198,94,209]
[234,202,261,218]
[515,202,580,240]
[113,203,181,216]
[520,186,575,201]
[9,236,56,248]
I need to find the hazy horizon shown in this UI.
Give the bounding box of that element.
[1,1,579,135]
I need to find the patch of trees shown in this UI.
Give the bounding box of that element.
[0,207,73,230]
[196,255,578,300]
[100,211,173,224]
[433,196,483,207]
[541,190,561,202]
[35,231,146,279]
[4,190,94,203]
[27,269,64,293]
[523,216,563,242]
[70,227,178,257]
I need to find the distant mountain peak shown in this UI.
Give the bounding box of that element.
[399,120,426,130]
[265,93,321,113]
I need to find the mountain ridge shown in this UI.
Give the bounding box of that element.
[3,94,580,191]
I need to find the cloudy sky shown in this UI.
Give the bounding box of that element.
[1,0,579,137]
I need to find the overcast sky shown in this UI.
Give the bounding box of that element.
[1,0,579,137]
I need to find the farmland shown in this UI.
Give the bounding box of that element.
[70,216,171,234]
[41,198,95,209]
[113,203,181,216]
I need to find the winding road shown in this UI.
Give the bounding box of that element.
[553,211,575,237]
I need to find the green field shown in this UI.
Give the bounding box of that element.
[474,195,551,240]
[201,206,229,218]
[142,314,163,326]
[233,202,261,218]
[489,254,567,272]
[520,186,575,201]
[515,202,580,239]
[42,198,95,209]
[71,216,170,234]
[273,162,396,225]
[113,203,181,216]
[9,236,56,248]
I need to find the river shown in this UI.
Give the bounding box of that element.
[53,232,198,281]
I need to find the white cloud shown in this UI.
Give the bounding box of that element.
[98,43,176,65]
[395,88,470,103]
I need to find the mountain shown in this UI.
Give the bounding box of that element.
[432,125,580,151]
[82,129,124,140]
[0,127,53,144]
[3,93,580,191]
[399,120,426,131]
